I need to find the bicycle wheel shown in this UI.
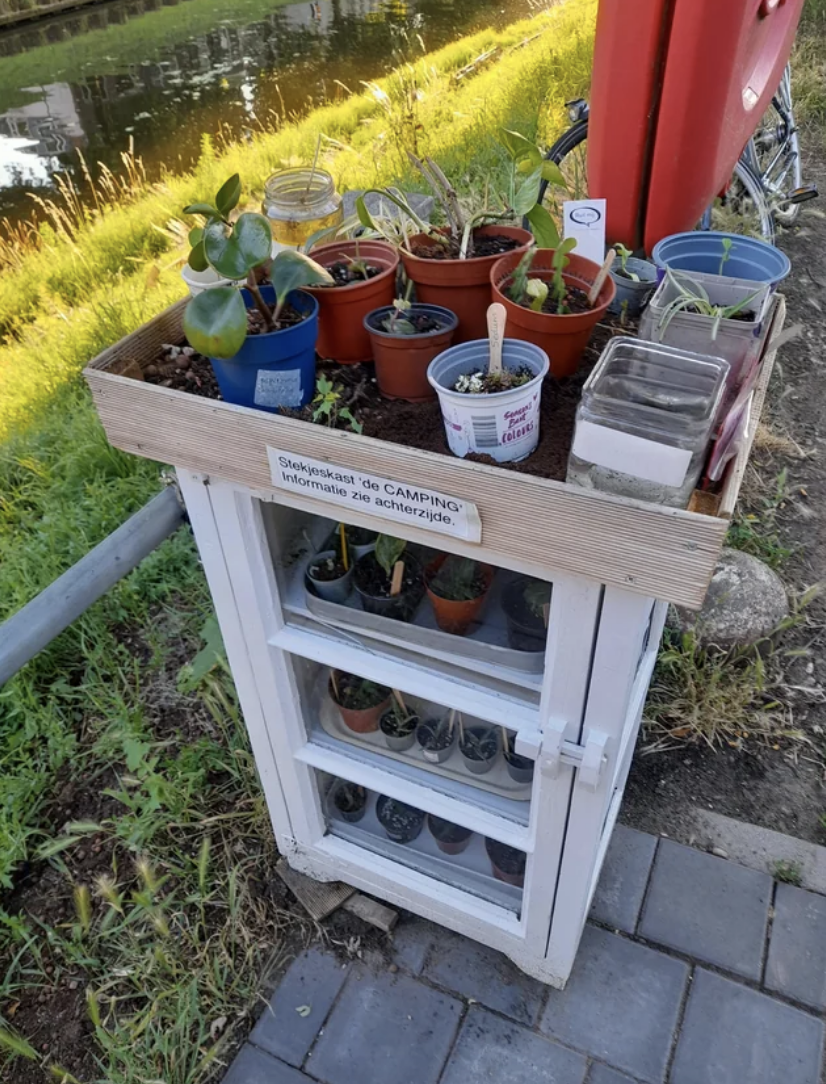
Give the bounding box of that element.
[537,119,775,244]
[746,65,802,227]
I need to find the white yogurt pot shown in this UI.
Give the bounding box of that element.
[427,339,549,463]
[180,262,235,297]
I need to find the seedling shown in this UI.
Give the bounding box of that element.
[429,556,484,601]
[718,237,733,276]
[506,240,578,315]
[181,174,333,359]
[332,671,389,710]
[381,281,417,335]
[375,534,407,596]
[613,242,640,282]
[311,375,363,433]
[658,267,763,341]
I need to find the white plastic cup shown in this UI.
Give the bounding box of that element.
[427,339,549,463]
[180,262,235,297]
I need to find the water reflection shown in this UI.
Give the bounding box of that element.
[0,0,536,221]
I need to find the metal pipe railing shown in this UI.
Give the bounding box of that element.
[0,484,186,686]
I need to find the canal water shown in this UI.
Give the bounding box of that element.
[0,0,544,223]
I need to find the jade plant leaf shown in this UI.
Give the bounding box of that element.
[188,226,204,247]
[183,286,248,359]
[204,212,272,280]
[525,204,561,249]
[270,249,333,315]
[183,201,220,217]
[215,173,242,217]
[187,239,209,272]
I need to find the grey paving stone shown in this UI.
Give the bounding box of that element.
[590,825,657,934]
[306,966,461,1084]
[587,1065,638,1084]
[765,882,826,1011]
[638,840,771,980]
[422,927,546,1025]
[671,968,825,1084]
[249,948,349,1068]
[391,916,435,975]
[441,1005,587,1084]
[540,925,688,1084]
[223,1044,309,1084]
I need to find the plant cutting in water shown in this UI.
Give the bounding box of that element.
[311,375,363,433]
[181,174,333,359]
[657,267,763,341]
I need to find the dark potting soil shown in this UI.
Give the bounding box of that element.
[144,344,222,398]
[376,796,424,836]
[334,783,366,814]
[428,816,471,843]
[326,260,382,286]
[411,232,522,260]
[417,717,454,752]
[369,310,446,334]
[308,555,347,581]
[532,284,593,317]
[247,301,306,335]
[334,671,389,710]
[354,552,421,600]
[380,708,419,737]
[486,838,526,875]
[460,726,498,762]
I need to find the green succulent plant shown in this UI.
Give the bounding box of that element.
[181,174,333,359]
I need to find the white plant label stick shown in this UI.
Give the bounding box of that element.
[587,249,616,307]
[390,560,405,597]
[487,302,506,376]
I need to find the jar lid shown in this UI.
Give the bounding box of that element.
[580,336,730,443]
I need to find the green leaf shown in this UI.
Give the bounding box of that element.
[188,226,204,247]
[183,287,248,359]
[271,249,333,311]
[204,212,271,280]
[374,535,406,577]
[0,1028,38,1061]
[499,128,542,169]
[187,239,208,273]
[540,159,565,187]
[36,835,86,858]
[355,195,376,230]
[525,204,561,249]
[215,173,242,217]
[183,201,220,217]
[513,166,543,215]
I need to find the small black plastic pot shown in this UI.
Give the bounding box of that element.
[504,737,535,785]
[353,552,424,623]
[416,716,457,764]
[459,725,499,776]
[380,707,420,753]
[376,795,425,844]
[329,780,367,824]
[485,837,526,888]
[427,815,472,856]
[501,576,550,653]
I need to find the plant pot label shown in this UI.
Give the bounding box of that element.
[267,447,482,542]
[254,368,303,409]
[571,420,692,487]
[563,199,606,265]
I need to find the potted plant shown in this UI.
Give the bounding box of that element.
[181,175,333,412]
[376,795,425,844]
[608,243,658,318]
[306,548,352,604]
[639,266,769,388]
[353,534,424,622]
[364,296,458,402]
[329,780,368,824]
[427,331,549,464]
[651,230,791,287]
[485,838,526,888]
[427,815,473,856]
[424,554,493,636]
[491,244,616,378]
[303,238,400,364]
[502,576,551,653]
[503,734,535,785]
[355,130,562,342]
[458,722,500,776]
[379,692,420,752]
[416,712,457,764]
[329,669,391,734]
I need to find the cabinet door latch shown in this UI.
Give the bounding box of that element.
[517,723,608,787]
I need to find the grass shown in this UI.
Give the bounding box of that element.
[772,859,803,885]
[726,467,794,569]
[0,3,598,1078]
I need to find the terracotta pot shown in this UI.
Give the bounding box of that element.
[490,250,616,377]
[400,225,533,343]
[305,240,399,363]
[424,555,494,636]
[329,674,390,734]
[365,304,458,402]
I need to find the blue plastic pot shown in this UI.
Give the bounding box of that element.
[209,285,318,412]
[651,232,791,287]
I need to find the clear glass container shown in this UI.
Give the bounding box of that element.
[566,337,729,507]
[262,167,343,250]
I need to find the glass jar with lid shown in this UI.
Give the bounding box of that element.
[566,337,729,508]
[262,167,343,253]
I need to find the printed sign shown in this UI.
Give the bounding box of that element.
[267,448,482,542]
[254,369,303,409]
[571,421,692,487]
[563,198,607,265]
